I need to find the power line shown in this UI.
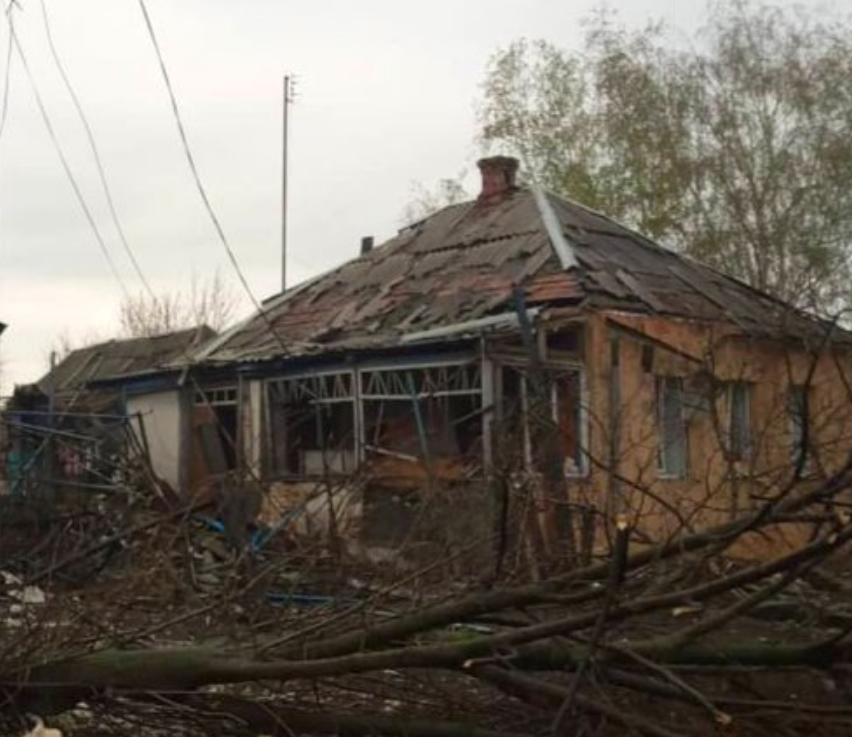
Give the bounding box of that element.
[39,0,155,299]
[6,12,130,297]
[136,0,289,355]
[6,4,256,489]
[0,2,14,141]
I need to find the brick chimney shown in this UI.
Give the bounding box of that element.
[477,155,519,204]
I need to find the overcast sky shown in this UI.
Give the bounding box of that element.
[0,0,842,392]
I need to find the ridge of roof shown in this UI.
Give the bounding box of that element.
[61,324,214,357]
[532,185,578,270]
[201,185,849,364]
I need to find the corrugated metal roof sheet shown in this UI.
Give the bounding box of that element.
[201,188,846,364]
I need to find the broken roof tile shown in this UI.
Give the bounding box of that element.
[201,188,847,364]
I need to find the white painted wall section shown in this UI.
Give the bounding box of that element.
[126,390,183,491]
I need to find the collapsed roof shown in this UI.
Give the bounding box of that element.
[200,157,844,365]
[38,326,216,399]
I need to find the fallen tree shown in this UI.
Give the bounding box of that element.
[4,466,852,737]
[6,349,852,737]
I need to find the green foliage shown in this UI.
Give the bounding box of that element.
[478,1,852,315]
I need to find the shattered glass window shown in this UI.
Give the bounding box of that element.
[267,372,356,476]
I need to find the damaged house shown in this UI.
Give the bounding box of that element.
[2,327,214,498]
[170,156,852,561]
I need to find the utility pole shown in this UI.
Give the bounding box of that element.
[281,74,296,292]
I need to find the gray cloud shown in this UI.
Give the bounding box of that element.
[0,0,841,391]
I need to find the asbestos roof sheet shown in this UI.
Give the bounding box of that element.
[202,188,846,364]
[38,326,216,395]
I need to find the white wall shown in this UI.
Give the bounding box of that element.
[126,390,183,491]
[244,379,263,479]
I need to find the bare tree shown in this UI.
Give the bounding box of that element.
[119,270,238,338]
[46,328,106,367]
[401,172,470,225]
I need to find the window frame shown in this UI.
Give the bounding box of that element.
[726,381,753,463]
[194,385,238,407]
[359,362,482,401]
[656,375,688,479]
[788,384,811,471]
[498,362,589,478]
[359,361,484,465]
[193,384,240,472]
[264,357,487,478]
[265,369,358,478]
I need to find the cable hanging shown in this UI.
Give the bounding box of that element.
[39,0,156,299]
[0,1,15,141]
[137,0,290,355]
[7,11,130,297]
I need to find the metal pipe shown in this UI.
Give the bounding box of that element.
[282,74,290,292]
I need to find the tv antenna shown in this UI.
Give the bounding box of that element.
[281,74,298,291]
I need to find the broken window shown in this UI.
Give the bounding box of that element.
[657,376,687,478]
[554,371,584,474]
[788,384,810,470]
[194,386,239,472]
[727,382,752,462]
[499,366,527,468]
[360,364,483,468]
[499,365,587,476]
[544,327,581,358]
[267,373,356,476]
